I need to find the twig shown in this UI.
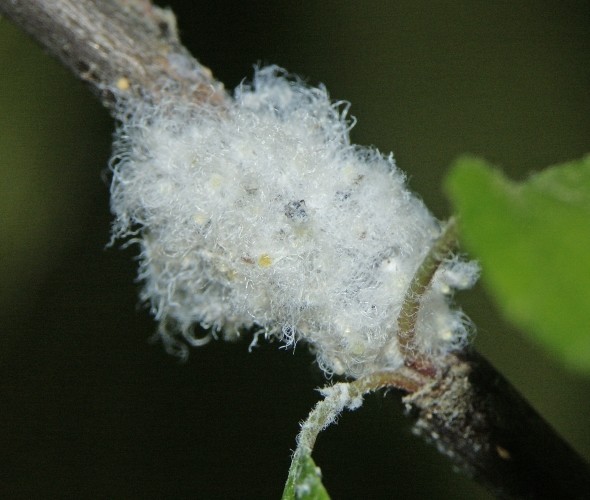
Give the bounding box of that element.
[396,217,458,359]
[297,369,428,454]
[0,0,228,112]
[284,369,429,499]
[2,1,589,498]
[404,350,590,499]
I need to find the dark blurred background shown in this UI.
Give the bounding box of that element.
[1,1,589,498]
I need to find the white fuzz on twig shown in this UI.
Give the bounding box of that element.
[110,66,479,378]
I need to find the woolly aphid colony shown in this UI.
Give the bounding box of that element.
[110,67,478,379]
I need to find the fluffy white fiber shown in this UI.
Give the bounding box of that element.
[110,66,478,378]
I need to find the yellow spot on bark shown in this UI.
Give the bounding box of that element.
[496,445,512,461]
[116,77,130,91]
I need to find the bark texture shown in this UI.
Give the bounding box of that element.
[404,350,590,499]
[0,0,228,111]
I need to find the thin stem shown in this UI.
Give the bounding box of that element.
[292,368,427,462]
[397,217,458,361]
[283,368,428,499]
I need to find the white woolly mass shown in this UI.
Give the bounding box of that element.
[110,66,478,378]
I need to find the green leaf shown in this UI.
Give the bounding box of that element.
[282,452,330,500]
[445,155,590,374]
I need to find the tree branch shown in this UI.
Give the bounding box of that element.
[2,0,589,498]
[0,0,228,112]
[404,350,590,499]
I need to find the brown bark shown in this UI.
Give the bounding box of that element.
[404,350,590,499]
[0,0,228,112]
